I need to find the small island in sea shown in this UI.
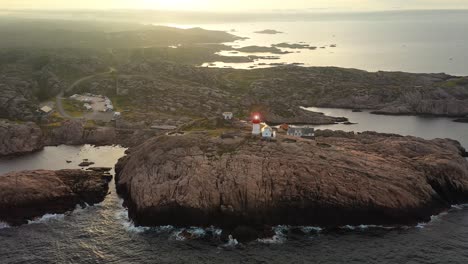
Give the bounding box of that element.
[254,29,284,34]
[273,42,318,50]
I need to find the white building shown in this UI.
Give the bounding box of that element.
[287,126,315,138]
[40,106,53,115]
[262,126,275,139]
[222,112,233,120]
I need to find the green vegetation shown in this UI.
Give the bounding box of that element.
[110,95,132,112]
[62,99,84,118]
[442,77,468,88]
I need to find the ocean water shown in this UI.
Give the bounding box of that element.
[0,113,468,263]
[305,107,468,149]
[165,12,468,75]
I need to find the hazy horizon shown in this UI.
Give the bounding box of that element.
[1,0,468,12]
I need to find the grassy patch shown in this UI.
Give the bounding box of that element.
[84,120,98,128]
[110,95,131,112]
[62,99,85,117]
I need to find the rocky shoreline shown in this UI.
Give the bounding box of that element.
[0,119,160,157]
[0,169,112,226]
[114,129,468,237]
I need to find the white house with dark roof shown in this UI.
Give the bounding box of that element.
[287,126,315,138]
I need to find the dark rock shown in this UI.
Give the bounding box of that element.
[454,118,468,123]
[79,161,95,167]
[86,167,112,172]
[229,226,259,243]
[0,169,111,226]
[343,121,357,125]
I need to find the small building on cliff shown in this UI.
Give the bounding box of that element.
[262,125,275,139]
[39,106,53,116]
[222,112,233,120]
[287,126,315,139]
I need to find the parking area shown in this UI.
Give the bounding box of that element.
[69,93,116,122]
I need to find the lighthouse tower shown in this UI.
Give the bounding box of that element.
[252,114,261,135]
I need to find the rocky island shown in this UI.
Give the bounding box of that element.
[254,29,283,34]
[115,127,468,237]
[0,169,112,226]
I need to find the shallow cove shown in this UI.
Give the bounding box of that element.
[305,107,468,149]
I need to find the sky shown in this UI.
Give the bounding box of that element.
[1,0,468,12]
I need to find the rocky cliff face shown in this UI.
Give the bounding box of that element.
[115,131,468,230]
[0,169,112,225]
[0,120,44,156]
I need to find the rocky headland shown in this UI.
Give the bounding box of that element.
[115,129,468,235]
[0,169,112,226]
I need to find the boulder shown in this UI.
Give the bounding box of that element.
[115,131,468,232]
[0,169,112,225]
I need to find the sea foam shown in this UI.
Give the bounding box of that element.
[27,213,65,224]
[0,221,10,229]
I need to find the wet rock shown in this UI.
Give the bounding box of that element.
[230,226,259,243]
[86,167,112,173]
[0,169,112,226]
[79,161,95,167]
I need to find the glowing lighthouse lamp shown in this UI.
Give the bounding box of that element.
[251,113,261,135]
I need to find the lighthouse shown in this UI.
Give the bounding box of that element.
[252,113,261,135]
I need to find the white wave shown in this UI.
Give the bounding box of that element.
[206,225,223,237]
[222,235,239,248]
[0,221,10,229]
[416,223,426,229]
[115,209,150,233]
[28,213,65,224]
[341,224,396,230]
[257,225,288,244]
[257,235,285,244]
[416,210,450,228]
[300,226,323,233]
[172,227,211,241]
[451,204,468,210]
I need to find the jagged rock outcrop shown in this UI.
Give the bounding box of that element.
[43,120,85,146]
[0,169,112,225]
[0,120,44,156]
[115,131,468,231]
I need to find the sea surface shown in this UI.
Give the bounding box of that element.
[1,112,468,263]
[164,12,468,76]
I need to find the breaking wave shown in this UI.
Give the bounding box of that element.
[28,214,65,224]
[115,209,151,233]
[0,221,10,229]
